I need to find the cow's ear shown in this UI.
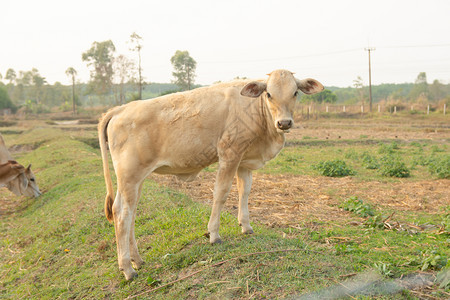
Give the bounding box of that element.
[240,82,267,98]
[296,78,324,95]
[26,164,31,171]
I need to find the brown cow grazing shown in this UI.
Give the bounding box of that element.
[99,69,324,280]
[0,160,25,181]
[0,134,41,197]
[0,160,28,191]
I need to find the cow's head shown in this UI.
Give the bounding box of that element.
[6,164,41,198]
[240,70,323,132]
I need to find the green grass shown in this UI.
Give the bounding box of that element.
[263,139,449,181]
[0,128,449,299]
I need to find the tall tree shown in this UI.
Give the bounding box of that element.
[129,32,144,100]
[170,50,197,90]
[409,72,428,101]
[5,69,16,85]
[429,79,444,102]
[82,40,116,99]
[65,67,78,114]
[0,86,15,111]
[353,76,365,105]
[300,89,336,104]
[12,70,32,104]
[113,55,135,104]
[30,68,46,104]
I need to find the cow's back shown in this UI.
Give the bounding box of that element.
[106,81,262,174]
[0,134,13,164]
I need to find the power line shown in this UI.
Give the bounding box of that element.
[198,43,450,65]
[379,43,450,49]
[199,48,362,65]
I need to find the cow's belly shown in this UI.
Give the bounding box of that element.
[152,147,219,179]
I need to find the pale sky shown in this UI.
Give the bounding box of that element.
[1,0,450,87]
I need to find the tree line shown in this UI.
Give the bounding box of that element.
[0,32,197,114]
[1,33,449,114]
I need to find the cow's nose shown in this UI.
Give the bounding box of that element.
[277,119,293,130]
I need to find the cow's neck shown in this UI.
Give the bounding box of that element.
[258,96,285,153]
[259,96,285,143]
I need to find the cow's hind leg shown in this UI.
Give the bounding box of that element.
[113,183,140,280]
[236,167,254,234]
[130,182,144,270]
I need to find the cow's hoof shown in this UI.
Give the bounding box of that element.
[210,238,223,244]
[240,223,254,235]
[243,229,254,235]
[125,271,138,281]
[121,267,138,281]
[131,259,144,270]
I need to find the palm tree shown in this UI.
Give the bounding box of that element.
[65,67,77,114]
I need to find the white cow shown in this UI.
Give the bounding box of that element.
[98,69,323,280]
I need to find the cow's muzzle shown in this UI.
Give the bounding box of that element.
[277,119,293,131]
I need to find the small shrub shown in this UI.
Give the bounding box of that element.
[431,145,445,153]
[379,155,410,178]
[419,249,448,271]
[366,214,386,229]
[428,155,450,179]
[378,142,400,154]
[344,149,359,160]
[340,196,375,217]
[374,261,393,278]
[411,155,429,167]
[361,151,379,169]
[313,159,355,177]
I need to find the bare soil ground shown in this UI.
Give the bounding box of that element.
[291,119,450,141]
[150,172,449,228]
[150,120,450,227]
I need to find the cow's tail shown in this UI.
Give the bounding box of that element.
[98,110,115,223]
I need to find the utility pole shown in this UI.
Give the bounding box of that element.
[365,47,375,112]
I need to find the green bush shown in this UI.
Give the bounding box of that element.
[361,151,379,169]
[340,196,375,217]
[378,142,400,154]
[428,155,450,179]
[313,159,355,177]
[379,155,410,178]
[419,249,448,271]
[0,86,16,112]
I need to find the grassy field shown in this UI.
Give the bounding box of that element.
[0,114,449,299]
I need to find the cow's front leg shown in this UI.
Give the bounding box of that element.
[208,160,239,244]
[236,167,254,234]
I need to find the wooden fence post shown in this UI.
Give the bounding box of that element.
[427,105,430,115]
[394,106,397,114]
[444,104,446,115]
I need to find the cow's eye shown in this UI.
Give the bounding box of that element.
[267,92,272,99]
[30,178,35,182]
